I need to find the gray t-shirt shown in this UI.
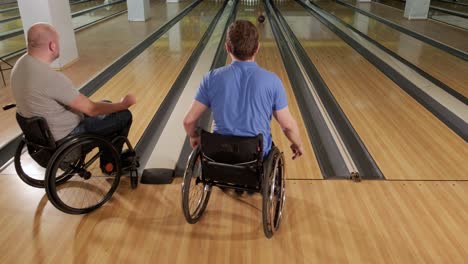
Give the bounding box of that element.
[11,54,83,141]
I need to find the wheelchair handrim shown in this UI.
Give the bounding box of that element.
[182,146,211,222]
[45,137,121,214]
[267,153,285,233]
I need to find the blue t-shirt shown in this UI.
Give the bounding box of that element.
[195,61,288,156]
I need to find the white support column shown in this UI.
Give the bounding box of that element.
[358,0,371,2]
[404,0,431,20]
[17,0,79,69]
[167,3,181,52]
[353,12,370,35]
[127,0,151,21]
[167,0,180,2]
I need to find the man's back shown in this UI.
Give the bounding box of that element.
[11,54,82,141]
[195,61,287,155]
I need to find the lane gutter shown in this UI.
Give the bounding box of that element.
[135,0,231,181]
[174,0,240,177]
[268,0,384,180]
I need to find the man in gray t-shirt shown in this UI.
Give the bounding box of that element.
[12,52,83,140]
[11,23,136,165]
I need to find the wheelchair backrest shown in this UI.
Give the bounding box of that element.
[200,130,263,187]
[16,113,56,150]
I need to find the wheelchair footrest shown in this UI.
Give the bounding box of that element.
[141,168,174,184]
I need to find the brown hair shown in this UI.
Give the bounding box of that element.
[226,20,259,61]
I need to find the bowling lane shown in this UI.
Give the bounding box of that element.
[431,0,468,14]
[373,0,404,10]
[276,0,468,180]
[0,0,128,58]
[313,0,468,98]
[341,0,468,53]
[0,0,215,172]
[88,1,223,147]
[0,0,122,33]
[69,0,123,13]
[72,1,127,29]
[0,16,20,33]
[232,1,322,179]
[372,0,468,30]
[0,9,19,22]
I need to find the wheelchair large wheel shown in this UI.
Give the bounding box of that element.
[45,136,121,214]
[182,146,212,224]
[262,148,285,238]
[14,139,78,188]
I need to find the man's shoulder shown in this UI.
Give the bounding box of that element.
[254,67,280,80]
[209,64,233,77]
[11,54,29,74]
[12,54,58,78]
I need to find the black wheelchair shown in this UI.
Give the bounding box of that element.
[12,111,139,214]
[181,130,286,238]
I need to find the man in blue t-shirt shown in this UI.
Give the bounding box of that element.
[183,20,303,159]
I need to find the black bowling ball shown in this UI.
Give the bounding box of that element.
[257,15,265,23]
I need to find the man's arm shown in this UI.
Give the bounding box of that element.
[183,100,208,148]
[69,94,136,117]
[273,107,304,159]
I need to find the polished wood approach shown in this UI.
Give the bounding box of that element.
[344,0,468,53]
[0,174,466,263]
[0,0,191,148]
[234,6,323,179]
[279,1,468,180]
[315,0,468,98]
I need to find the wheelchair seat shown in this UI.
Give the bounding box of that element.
[200,130,263,188]
[16,113,57,167]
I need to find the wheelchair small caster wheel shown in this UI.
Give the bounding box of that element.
[80,170,91,180]
[131,175,138,189]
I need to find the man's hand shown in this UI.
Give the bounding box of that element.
[290,143,303,160]
[274,107,304,161]
[183,100,208,146]
[121,94,136,108]
[190,136,201,148]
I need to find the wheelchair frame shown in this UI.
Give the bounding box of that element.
[181,131,286,238]
[14,113,139,214]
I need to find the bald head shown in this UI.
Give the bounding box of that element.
[27,23,60,63]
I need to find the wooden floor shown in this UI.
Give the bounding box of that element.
[0,1,467,263]
[0,174,466,263]
[315,0,468,98]
[344,0,468,53]
[279,0,468,181]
